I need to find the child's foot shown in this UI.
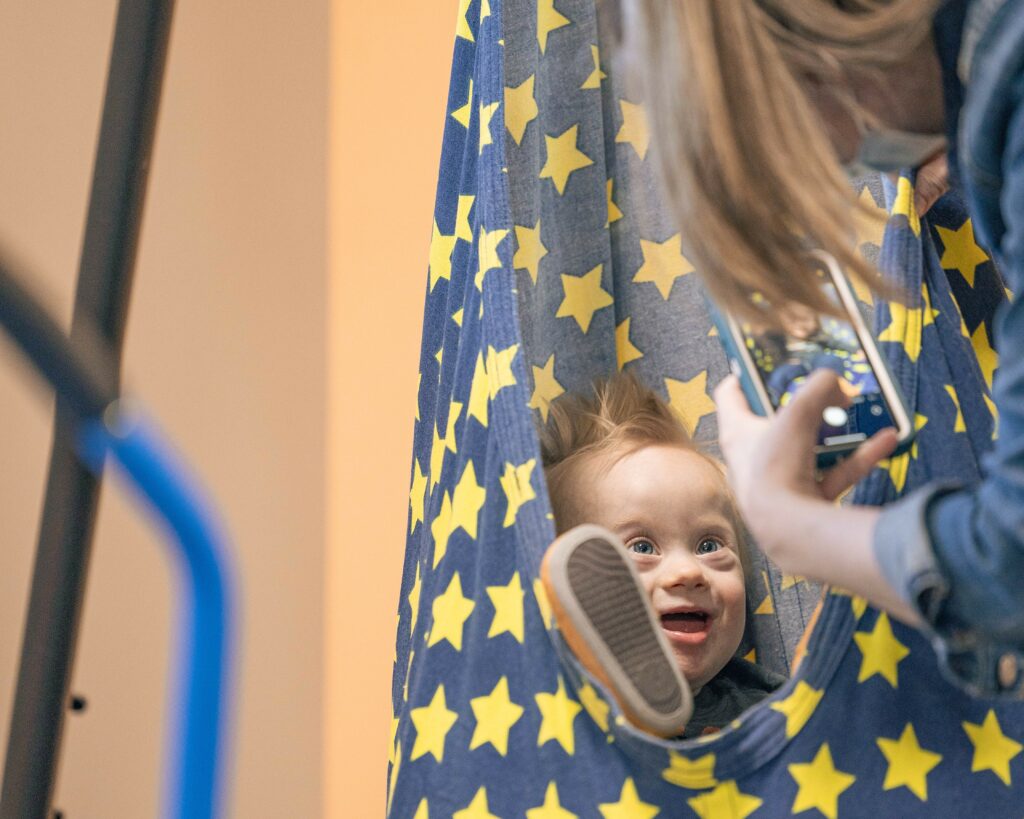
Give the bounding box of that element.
[541,524,693,737]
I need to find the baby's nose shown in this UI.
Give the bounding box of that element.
[658,551,707,588]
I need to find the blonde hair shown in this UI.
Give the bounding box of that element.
[612,0,938,322]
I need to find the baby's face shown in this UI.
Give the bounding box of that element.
[568,445,747,693]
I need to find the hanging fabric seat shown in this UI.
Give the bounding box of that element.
[389,1,1024,816]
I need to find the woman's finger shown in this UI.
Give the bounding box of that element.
[914,152,949,216]
[712,374,758,442]
[819,427,899,500]
[775,369,849,441]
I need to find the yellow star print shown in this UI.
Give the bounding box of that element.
[429,221,456,291]
[476,227,509,289]
[578,682,610,732]
[455,194,475,243]
[633,234,693,300]
[971,321,998,390]
[527,781,577,819]
[944,384,966,432]
[514,221,548,284]
[984,391,999,438]
[891,176,921,236]
[598,778,658,819]
[615,100,650,160]
[487,343,519,398]
[877,723,942,801]
[470,676,524,756]
[540,124,594,195]
[409,684,458,763]
[582,44,606,90]
[616,318,644,370]
[486,571,525,642]
[606,178,623,225]
[506,75,538,145]
[877,298,923,362]
[662,751,718,789]
[431,491,454,569]
[687,780,762,819]
[535,677,582,754]
[499,460,536,527]
[770,680,824,738]
[410,458,427,534]
[854,611,910,687]
[963,709,1023,786]
[455,0,474,42]
[451,460,487,540]
[853,185,888,252]
[537,0,570,53]
[788,743,855,819]
[936,218,989,287]
[428,572,475,651]
[468,352,490,428]
[665,371,716,435]
[454,787,499,819]
[452,308,464,327]
[452,78,473,129]
[445,401,463,455]
[480,0,491,22]
[408,562,423,636]
[413,798,429,819]
[387,740,401,814]
[479,101,500,155]
[557,265,613,333]
[429,423,446,494]
[529,354,565,422]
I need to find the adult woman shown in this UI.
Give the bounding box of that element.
[618,0,1024,695]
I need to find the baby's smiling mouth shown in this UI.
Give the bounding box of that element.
[660,608,712,636]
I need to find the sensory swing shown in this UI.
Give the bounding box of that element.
[388,1,1024,816]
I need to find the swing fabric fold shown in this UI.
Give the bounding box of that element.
[389,1,1024,815]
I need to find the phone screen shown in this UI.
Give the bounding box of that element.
[737,277,896,448]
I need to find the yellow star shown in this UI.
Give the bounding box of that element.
[971,321,998,390]
[963,709,1023,786]
[535,676,582,754]
[615,318,643,370]
[537,0,570,53]
[598,778,658,819]
[665,371,716,435]
[936,218,989,287]
[983,392,999,439]
[633,234,693,300]
[487,571,525,642]
[891,175,921,237]
[387,739,401,814]
[479,100,500,155]
[428,572,475,651]
[533,577,554,628]
[470,676,524,756]
[876,723,942,801]
[788,743,855,819]
[557,264,613,333]
[578,681,610,732]
[451,460,487,540]
[529,354,565,422]
[445,401,464,454]
[505,75,538,145]
[452,77,474,129]
[527,781,577,819]
[854,612,910,687]
[944,384,966,432]
[468,352,490,428]
[408,562,423,636]
[606,178,623,225]
[780,572,806,591]
[409,684,458,762]
[877,298,923,362]
[428,220,457,291]
[389,715,400,765]
[455,194,475,243]
[413,798,429,819]
[853,185,888,251]
[922,282,937,326]
[455,0,474,42]
[499,460,536,528]
[487,343,519,399]
[663,751,718,789]
[429,423,446,493]
[540,125,594,195]
[453,308,464,327]
[881,451,912,494]
[582,44,606,89]
[514,221,548,284]
[615,100,650,160]
[481,0,491,22]
[770,680,825,738]
[687,780,762,819]
[476,226,509,289]
[430,491,453,569]
[410,459,427,534]
[454,787,499,819]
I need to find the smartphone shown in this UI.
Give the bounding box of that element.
[707,251,915,467]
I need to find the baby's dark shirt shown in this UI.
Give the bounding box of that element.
[680,657,787,739]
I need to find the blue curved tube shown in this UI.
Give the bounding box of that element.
[78,407,236,819]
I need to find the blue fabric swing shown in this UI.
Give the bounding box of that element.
[389,1,1024,816]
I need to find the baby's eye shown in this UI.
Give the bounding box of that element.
[696,538,723,555]
[627,539,656,556]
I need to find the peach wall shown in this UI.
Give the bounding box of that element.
[327,3,455,816]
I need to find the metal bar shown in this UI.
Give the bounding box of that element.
[1,1,175,816]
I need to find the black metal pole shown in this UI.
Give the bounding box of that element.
[1,2,175,816]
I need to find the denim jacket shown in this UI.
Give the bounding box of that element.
[873,0,1024,697]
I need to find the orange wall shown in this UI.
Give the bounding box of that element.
[327,3,455,816]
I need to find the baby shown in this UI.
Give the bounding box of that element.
[539,372,783,739]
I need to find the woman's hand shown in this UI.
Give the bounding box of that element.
[713,370,899,571]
